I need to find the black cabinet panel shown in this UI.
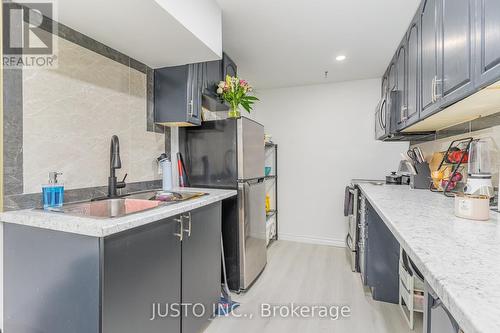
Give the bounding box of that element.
[103,218,182,333]
[182,203,222,333]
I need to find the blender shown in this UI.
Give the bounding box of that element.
[464,139,494,197]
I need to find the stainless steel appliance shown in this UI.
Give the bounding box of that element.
[344,179,384,273]
[374,97,389,140]
[182,117,267,291]
[375,91,434,142]
[345,186,359,272]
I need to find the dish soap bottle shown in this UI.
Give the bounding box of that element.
[42,172,64,210]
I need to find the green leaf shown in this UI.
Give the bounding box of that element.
[241,103,251,113]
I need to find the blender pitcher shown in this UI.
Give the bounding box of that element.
[465,139,494,197]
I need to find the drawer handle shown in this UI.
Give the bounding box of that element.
[182,213,192,237]
[173,217,184,241]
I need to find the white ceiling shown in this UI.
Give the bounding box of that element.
[47,0,222,68]
[217,0,421,89]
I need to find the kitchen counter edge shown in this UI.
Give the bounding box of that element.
[0,188,237,238]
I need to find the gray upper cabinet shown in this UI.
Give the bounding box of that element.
[437,0,475,106]
[387,62,400,133]
[201,60,230,112]
[154,63,203,126]
[223,53,237,78]
[420,0,440,119]
[388,62,397,93]
[155,53,238,126]
[395,44,407,130]
[381,74,388,98]
[475,0,500,88]
[406,19,420,126]
[419,0,474,121]
[379,0,479,137]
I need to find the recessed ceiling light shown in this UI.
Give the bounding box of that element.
[336,55,347,62]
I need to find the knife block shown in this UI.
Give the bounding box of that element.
[410,162,431,189]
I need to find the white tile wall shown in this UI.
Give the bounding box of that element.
[22,37,165,193]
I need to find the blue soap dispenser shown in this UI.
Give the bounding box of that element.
[42,172,64,210]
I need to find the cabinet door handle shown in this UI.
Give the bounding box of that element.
[401,106,408,121]
[431,77,436,102]
[173,217,183,241]
[432,76,443,102]
[435,77,442,99]
[182,212,192,237]
[188,100,194,117]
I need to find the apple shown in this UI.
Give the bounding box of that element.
[441,179,457,190]
[451,172,463,182]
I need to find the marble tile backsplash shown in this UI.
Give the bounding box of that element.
[20,36,165,194]
[412,124,500,186]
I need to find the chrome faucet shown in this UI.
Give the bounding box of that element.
[108,135,127,198]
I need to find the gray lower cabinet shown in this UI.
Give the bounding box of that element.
[475,0,500,88]
[4,202,222,333]
[365,200,400,304]
[4,224,101,333]
[182,204,222,333]
[103,217,182,333]
[424,283,462,333]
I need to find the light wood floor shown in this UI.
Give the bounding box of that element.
[204,240,422,333]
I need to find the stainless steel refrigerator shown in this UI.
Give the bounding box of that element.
[181,117,267,291]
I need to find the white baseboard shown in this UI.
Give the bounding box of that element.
[278,233,346,248]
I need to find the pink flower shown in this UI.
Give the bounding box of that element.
[239,79,247,86]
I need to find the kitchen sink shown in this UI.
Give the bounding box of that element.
[58,198,164,218]
[45,191,208,219]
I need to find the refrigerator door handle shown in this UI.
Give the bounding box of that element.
[239,177,265,184]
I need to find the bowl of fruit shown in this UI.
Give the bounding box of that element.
[433,166,464,192]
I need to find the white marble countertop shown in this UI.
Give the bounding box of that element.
[358,184,500,333]
[0,188,236,237]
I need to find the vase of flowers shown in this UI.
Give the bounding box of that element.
[217,76,259,118]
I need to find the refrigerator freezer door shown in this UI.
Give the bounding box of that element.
[183,120,238,188]
[237,117,265,180]
[238,179,267,289]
